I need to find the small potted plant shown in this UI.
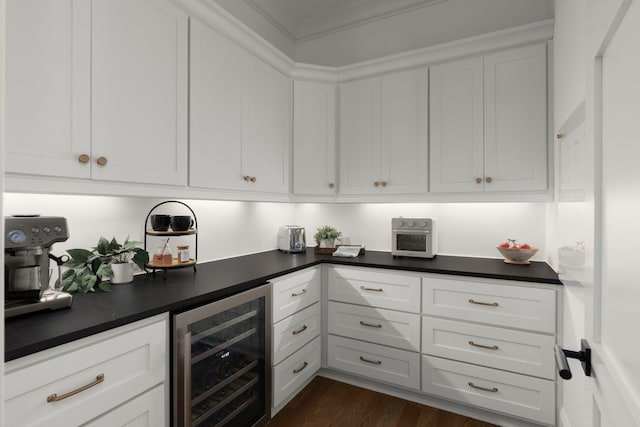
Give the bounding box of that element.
[62,236,149,292]
[313,225,342,248]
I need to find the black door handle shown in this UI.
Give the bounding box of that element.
[555,338,592,380]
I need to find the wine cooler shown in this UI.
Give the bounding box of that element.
[173,284,271,426]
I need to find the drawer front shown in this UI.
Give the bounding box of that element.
[5,316,167,427]
[422,277,556,333]
[327,335,420,390]
[328,266,421,313]
[273,336,321,408]
[422,356,555,425]
[272,267,321,323]
[84,384,165,427]
[422,316,556,379]
[328,301,420,351]
[273,302,321,365]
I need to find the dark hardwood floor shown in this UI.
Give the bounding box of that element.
[268,376,498,427]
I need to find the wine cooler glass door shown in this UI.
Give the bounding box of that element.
[174,284,271,427]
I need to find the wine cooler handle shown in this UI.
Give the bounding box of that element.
[182,332,192,427]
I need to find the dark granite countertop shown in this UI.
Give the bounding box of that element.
[4,249,560,361]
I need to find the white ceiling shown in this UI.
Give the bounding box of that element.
[226,0,447,42]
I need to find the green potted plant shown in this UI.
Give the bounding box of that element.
[313,225,342,248]
[62,236,149,292]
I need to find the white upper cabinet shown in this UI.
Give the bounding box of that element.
[6,0,188,186]
[190,19,290,194]
[5,0,91,178]
[91,0,188,186]
[293,81,337,196]
[430,43,548,193]
[339,69,427,195]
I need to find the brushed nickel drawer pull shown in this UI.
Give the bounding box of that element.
[291,289,307,297]
[359,356,382,365]
[468,382,498,393]
[468,299,499,307]
[293,361,308,374]
[469,340,499,350]
[360,321,383,329]
[47,373,105,402]
[292,325,308,335]
[360,286,383,292]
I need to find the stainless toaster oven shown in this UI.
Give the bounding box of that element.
[391,218,437,258]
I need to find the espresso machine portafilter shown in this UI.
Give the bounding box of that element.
[4,216,69,302]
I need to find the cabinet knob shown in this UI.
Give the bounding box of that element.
[328,183,335,189]
[251,176,256,183]
[557,133,565,139]
[243,176,250,182]
[475,177,482,184]
[78,154,90,164]
[374,181,380,187]
[96,156,108,166]
[381,181,388,187]
[485,177,493,183]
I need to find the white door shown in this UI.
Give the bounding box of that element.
[484,44,548,192]
[5,0,91,178]
[189,18,245,191]
[429,57,484,193]
[587,0,640,425]
[293,80,337,195]
[380,68,428,194]
[91,0,188,186]
[339,77,381,195]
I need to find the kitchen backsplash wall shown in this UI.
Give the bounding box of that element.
[3,193,547,263]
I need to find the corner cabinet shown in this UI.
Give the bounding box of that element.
[293,81,337,196]
[189,18,290,194]
[5,0,188,186]
[339,68,428,195]
[429,43,548,193]
[4,314,168,427]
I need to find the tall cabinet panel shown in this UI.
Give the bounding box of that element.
[293,81,337,196]
[484,43,548,192]
[5,0,91,178]
[91,0,188,186]
[429,57,484,193]
[339,77,381,195]
[189,19,245,190]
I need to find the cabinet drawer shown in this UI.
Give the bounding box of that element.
[328,301,420,351]
[5,315,167,427]
[273,303,321,365]
[422,317,556,379]
[328,266,421,313]
[84,384,165,427]
[273,336,321,408]
[272,267,321,323]
[422,277,556,333]
[422,356,555,425]
[327,335,420,390]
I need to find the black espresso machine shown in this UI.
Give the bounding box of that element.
[5,215,73,318]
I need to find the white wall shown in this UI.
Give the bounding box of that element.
[293,0,554,66]
[3,194,548,264]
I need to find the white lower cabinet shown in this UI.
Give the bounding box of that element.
[422,356,555,425]
[272,336,321,409]
[4,314,168,427]
[273,303,321,365]
[327,335,420,390]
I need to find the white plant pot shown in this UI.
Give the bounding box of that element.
[319,239,335,248]
[111,262,134,284]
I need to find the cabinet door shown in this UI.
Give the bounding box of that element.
[189,19,245,190]
[339,77,381,195]
[380,69,428,194]
[243,59,291,194]
[91,0,188,186]
[5,0,91,178]
[293,81,337,195]
[429,57,484,193]
[484,43,548,192]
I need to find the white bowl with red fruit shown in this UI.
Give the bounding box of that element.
[496,239,538,264]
